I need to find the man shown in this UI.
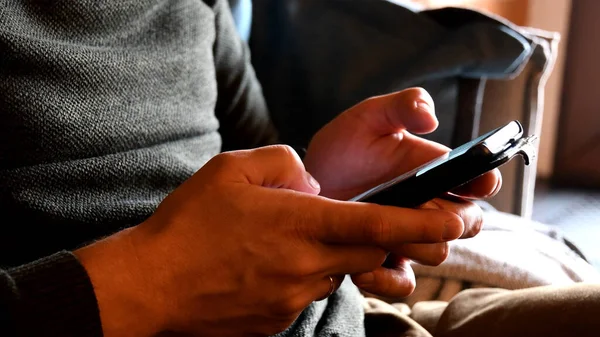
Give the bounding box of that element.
[0,1,597,337]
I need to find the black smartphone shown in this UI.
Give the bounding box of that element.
[349,120,537,208]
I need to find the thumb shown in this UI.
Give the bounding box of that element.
[210,145,321,195]
[349,87,438,136]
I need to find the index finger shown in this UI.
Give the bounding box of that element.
[452,169,502,199]
[308,197,465,247]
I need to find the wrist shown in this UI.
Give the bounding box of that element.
[75,227,167,337]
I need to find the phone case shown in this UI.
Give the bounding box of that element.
[350,120,537,208]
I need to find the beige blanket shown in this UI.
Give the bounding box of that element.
[399,210,600,306]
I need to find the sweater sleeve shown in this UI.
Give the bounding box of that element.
[0,251,103,337]
[212,0,280,151]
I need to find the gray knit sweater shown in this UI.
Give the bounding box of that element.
[0,0,364,335]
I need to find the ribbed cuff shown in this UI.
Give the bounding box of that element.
[9,251,103,337]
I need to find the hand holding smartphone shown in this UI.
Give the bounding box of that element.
[350,120,537,208]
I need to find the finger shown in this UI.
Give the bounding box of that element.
[314,275,336,301]
[313,275,345,302]
[348,87,438,136]
[420,197,483,239]
[397,134,501,199]
[318,245,388,276]
[391,242,449,266]
[452,169,503,199]
[207,145,321,195]
[351,256,416,298]
[391,132,452,174]
[311,199,465,246]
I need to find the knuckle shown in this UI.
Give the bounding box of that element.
[292,256,320,277]
[279,207,313,241]
[208,151,239,171]
[270,144,301,162]
[268,145,305,179]
[364,208,391,245]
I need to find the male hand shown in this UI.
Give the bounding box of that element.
[303,88,502,293]
[76,145,468,337]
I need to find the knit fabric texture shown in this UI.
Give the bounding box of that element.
[0,0,274,264]
[0,0,363,336]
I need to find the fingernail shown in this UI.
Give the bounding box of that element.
[416,100,434,116]
[443,218,462,240]
[420,200,441,210]
[487,182,501,198]
[442,242,449,259]
[305,172,321,190]
[489,175,503,197]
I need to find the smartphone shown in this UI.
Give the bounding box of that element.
[349,120,537,208]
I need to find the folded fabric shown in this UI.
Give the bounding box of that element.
[401,210,600,306]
